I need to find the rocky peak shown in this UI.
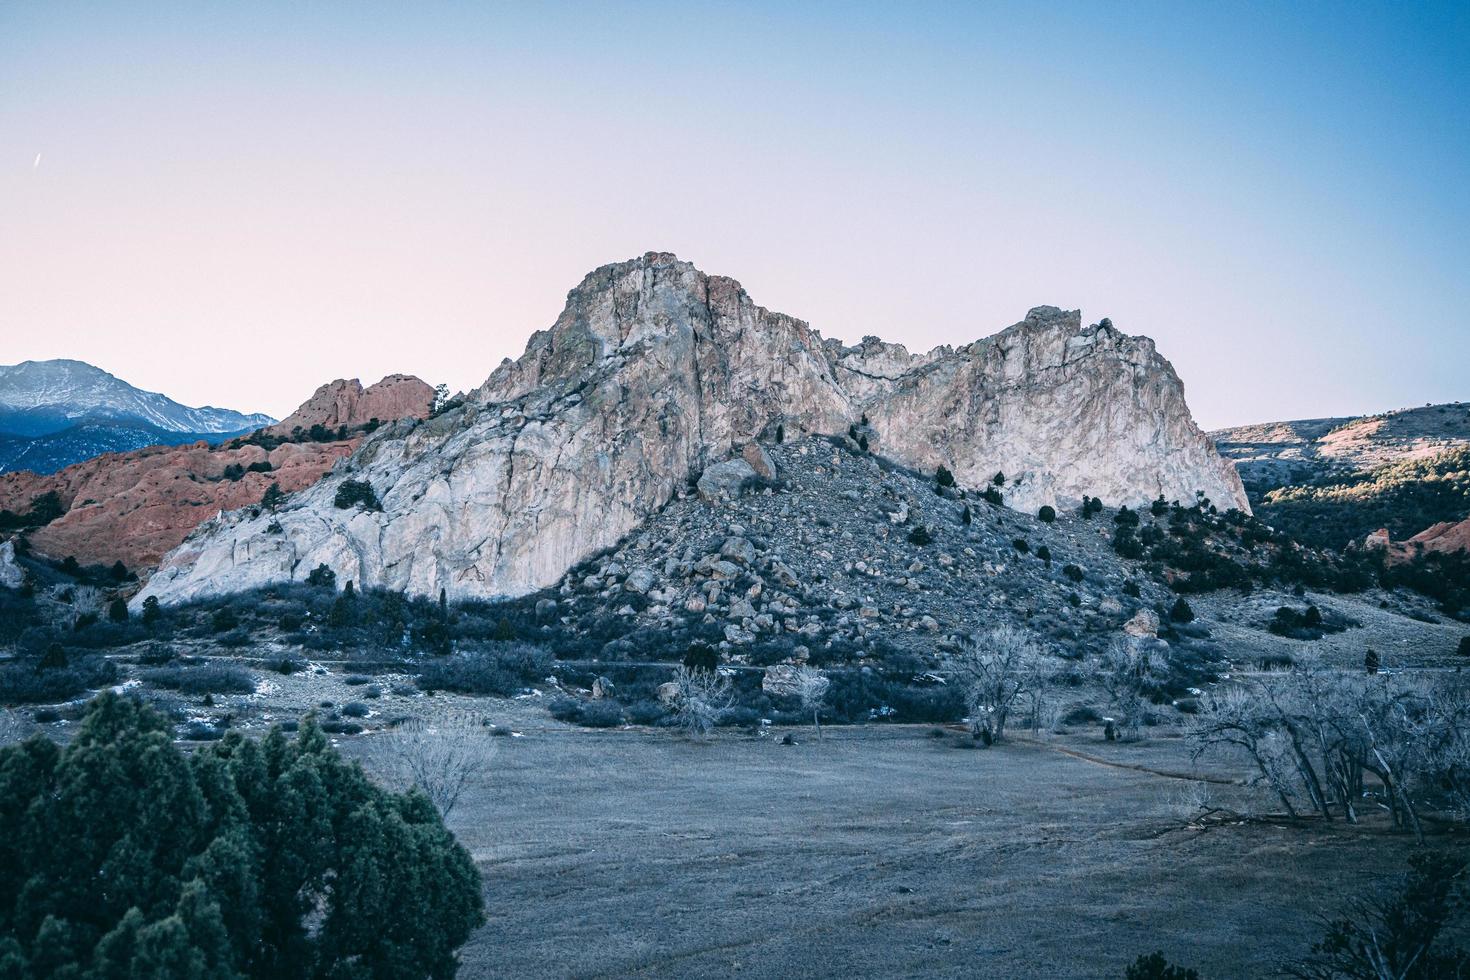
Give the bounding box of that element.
[138,252,1246,606]
[268,375,435,436]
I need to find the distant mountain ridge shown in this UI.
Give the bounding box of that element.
[1211,401,1470,499]
[0,359,275,474]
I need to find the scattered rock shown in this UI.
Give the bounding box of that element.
[1124,609,1160,638]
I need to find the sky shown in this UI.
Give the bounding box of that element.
[1,1,1467,429]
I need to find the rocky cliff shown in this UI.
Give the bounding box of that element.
[267,375,435,437]
[138,252,1245,606]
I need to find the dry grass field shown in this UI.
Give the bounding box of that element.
[348,722,1455,979]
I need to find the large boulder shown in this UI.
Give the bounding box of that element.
[1124,609,1161,638]
[0,539,23,588]
[697,459,758,502]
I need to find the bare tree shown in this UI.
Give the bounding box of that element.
[1193,664,1470,837]
[1191,684,1303,816]
[791,666,830,741]
[384,712,495,821]
[1098,636,1168,739]
[670,666,735,739]
[944,624,1050,743]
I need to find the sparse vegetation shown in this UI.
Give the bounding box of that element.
[141,663,257,695]
[417,642,552,697]
[334,478,382,511]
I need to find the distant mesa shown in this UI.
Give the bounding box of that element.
[1211,401,1470,499]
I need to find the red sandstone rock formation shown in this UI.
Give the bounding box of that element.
[0,440,356,570]
[0,375,434,572]
[267,375,435,437]
[1364,519,1470,562]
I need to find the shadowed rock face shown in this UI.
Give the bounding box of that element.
[137,252,1245,606]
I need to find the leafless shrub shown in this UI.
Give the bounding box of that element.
[1165,780,1212,821]
[791,666,830,740]
[1098,636,1168,739]
[69,586,106,626]
[944,624,1053,743]
[384,712,495,820]
[669,666,735,739]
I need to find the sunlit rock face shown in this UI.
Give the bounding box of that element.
[138,252,1244,605]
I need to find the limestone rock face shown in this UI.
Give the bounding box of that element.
[267,375,435,437]
[138,253,1245,606]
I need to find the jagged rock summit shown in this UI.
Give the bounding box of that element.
[267,375,436,437]
[138,252,1245,605]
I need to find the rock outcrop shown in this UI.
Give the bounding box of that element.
[138,253,1245,606]
[1364,518,1470,562]
[0,440,357,571]
[267,375,436,437]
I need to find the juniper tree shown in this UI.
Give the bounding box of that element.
[0,694,484,978]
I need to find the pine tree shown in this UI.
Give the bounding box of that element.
[1169,598,1195,623]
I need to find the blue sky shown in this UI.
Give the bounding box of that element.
[2,1,1466,427]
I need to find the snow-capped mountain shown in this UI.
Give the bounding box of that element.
[0,360,273,437]
[0,360,275,474]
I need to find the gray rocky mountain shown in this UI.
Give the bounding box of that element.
[529,435,1175,665]
[138,252,1245,606]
